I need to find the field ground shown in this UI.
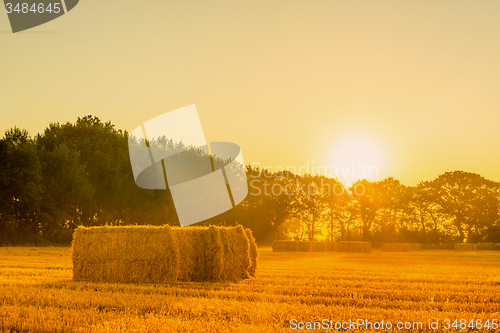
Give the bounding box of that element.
[0,247,499,332]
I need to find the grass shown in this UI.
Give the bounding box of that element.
[1,247,499,332]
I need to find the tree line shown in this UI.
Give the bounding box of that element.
[241,170,500,244]
[1,116,499,245]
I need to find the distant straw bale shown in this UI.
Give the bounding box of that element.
[72,225,257,283]
[311,242,326,252]
[409,244,422,251]
[326,242,337,252]
[382,243,421,252]
[382,243,402,252]
[272,241,331,252]
[454,243,477,251]
[301,241,312,252]
[400,244,410,252]
[336,241,371,253]
[272,241,299,252]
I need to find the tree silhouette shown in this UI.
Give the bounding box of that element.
[429,171,500,243]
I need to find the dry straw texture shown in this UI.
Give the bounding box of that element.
[336,241,371,253]
[245,228,258,277]
[454,243,478,251]
[72,225,257,283]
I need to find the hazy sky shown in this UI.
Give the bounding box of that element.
[2,0,499,186]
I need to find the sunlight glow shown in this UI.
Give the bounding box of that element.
[330,137,384,185]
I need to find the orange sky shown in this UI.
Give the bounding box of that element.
[1,0,499,186]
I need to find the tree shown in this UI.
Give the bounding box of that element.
[407,181,452,244]
[430,171,500,243]
[350,179,380,242]
[37,143,93,242]
[322,177,353,241]
[36,116,180,231]
[0,128,43,244]
[290,174,327,241]
[376,177,411,243]
[236,166,295,242]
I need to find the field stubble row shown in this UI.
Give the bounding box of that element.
[0,247,499,332]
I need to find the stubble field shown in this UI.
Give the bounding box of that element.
[0,247,499,332]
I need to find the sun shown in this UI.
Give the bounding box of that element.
[329,137,384,185]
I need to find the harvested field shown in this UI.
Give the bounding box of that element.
[1,247,499,332]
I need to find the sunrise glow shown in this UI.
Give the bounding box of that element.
[330,137,384,185]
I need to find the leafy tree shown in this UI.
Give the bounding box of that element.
[350,179,380,242]
[290,174,327,241]
[430,171,500,243]
[36,116,179,229]
[37,143,92,243]
[4,116,500,246]
[407,181,452,243]
[322,177,353,241]
[235,167,295,242]
[376,177,411,242]
[0,128,43,244]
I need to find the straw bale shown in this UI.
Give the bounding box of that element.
[245,228,258,277]
[382,243,421,252]
[272,241,300,252]
[337,241,371,253]
[326,242,337,252]
[381,243,401,252]
[409,244,422,251]
[72,225,256,283]
[454,243,477,251]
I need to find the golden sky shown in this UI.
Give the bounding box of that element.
[1,0,499,186]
